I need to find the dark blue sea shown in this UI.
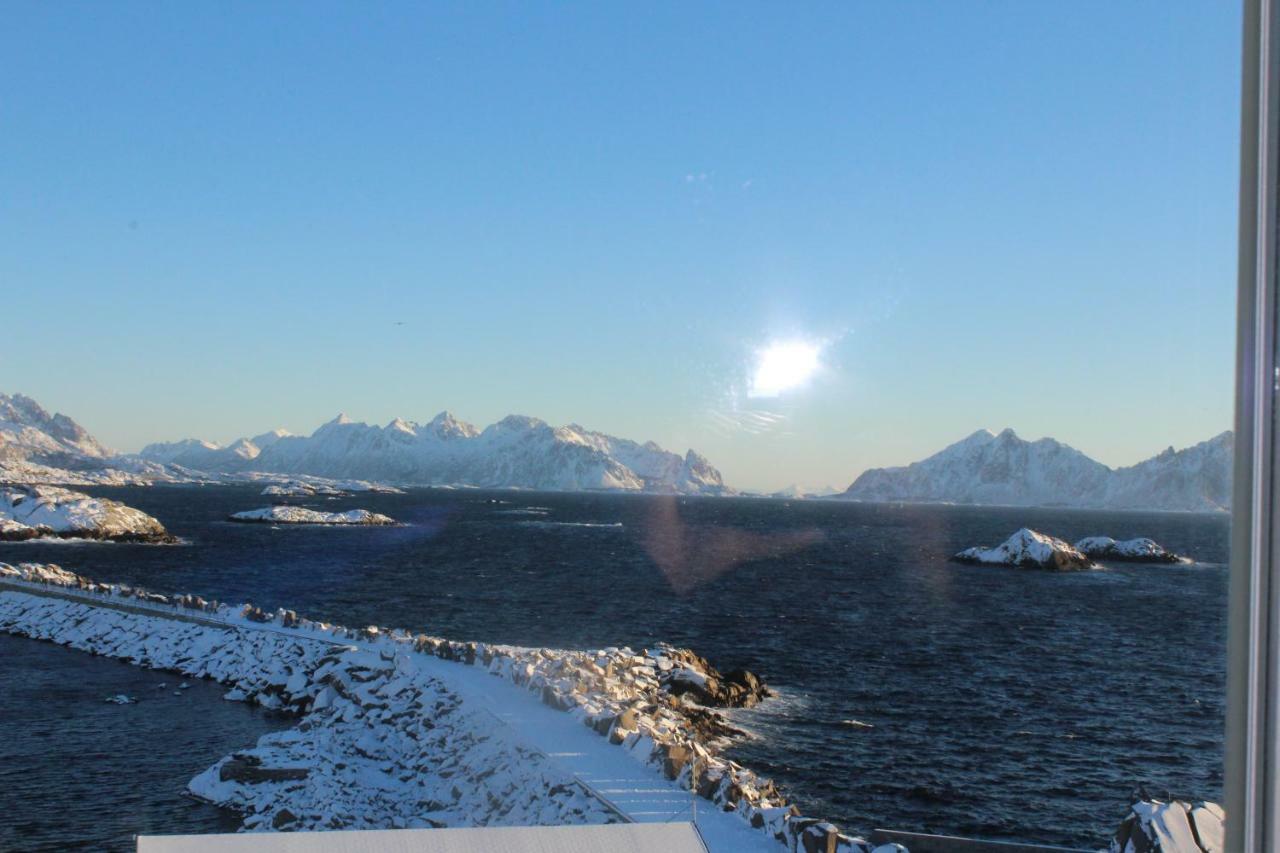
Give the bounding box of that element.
[0,486,1229,850]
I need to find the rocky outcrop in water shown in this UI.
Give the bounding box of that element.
[953,528,1096,571]
[1074,537,1188,564]
[1109,793,1224,853]
[0,485,175,543]
[228,506,398,526]
[653,644,771,709]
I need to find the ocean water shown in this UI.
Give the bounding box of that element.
[0,486,1229,849]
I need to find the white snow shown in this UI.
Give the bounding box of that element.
[228,506,398,526]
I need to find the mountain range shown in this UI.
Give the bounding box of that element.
[838,427,1232,512]
[0,392,1233,508]
[139,412,727,494]
[0,393,727,494]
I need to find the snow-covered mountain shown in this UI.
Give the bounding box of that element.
[0,393,729,495]
[141,412,730,494]
[839,428,1232,512]
[0,393,110,465]
[1103,432,1233,512]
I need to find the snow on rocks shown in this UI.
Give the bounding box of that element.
[1074,537,1189,564]
[1109,794,1224,853]
[952,528,1097,571]
[654,644,771,709]
[0,485,176,543]
[259,476,406,497]
[228,506,398,526]
[0,561,888,852]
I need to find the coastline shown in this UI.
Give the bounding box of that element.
[0,562,881,853]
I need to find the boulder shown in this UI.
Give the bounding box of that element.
[1110,793,1224,853]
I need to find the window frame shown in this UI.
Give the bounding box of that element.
[1229,0,1280,848]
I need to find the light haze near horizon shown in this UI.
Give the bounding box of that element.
[1,3,1240,491]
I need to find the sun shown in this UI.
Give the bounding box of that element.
[749,340,822,398]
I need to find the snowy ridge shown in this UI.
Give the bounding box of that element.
[840,429,1232,512]
[140,411,730,495]
[0,563,892,853]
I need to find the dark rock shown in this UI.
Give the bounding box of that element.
[219,758,308,783]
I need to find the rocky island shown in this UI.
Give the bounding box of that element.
[0,485,176,543]
[1074,537,1189,564]
[952,528,1097,571]
[228,506,399,526]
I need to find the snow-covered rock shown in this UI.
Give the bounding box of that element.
[228,506,398,526]
[839,428,1232,512]
[1074,537,1189,564]
[0,486,175,542]
[142,411,731,495]
[1110,796,1224,853]
[953,528,1097,571]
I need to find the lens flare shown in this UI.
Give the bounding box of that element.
[749,340,822,398]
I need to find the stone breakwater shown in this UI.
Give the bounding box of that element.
[0,562,895,853]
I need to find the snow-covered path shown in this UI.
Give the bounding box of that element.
[418,653,779,852]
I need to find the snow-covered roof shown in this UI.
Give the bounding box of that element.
[137,823,710,853]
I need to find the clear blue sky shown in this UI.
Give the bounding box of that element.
[1,2,1241,491]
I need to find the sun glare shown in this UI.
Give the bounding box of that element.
[750,340,822,398]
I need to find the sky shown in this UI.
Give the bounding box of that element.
[1,2,1242,491]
